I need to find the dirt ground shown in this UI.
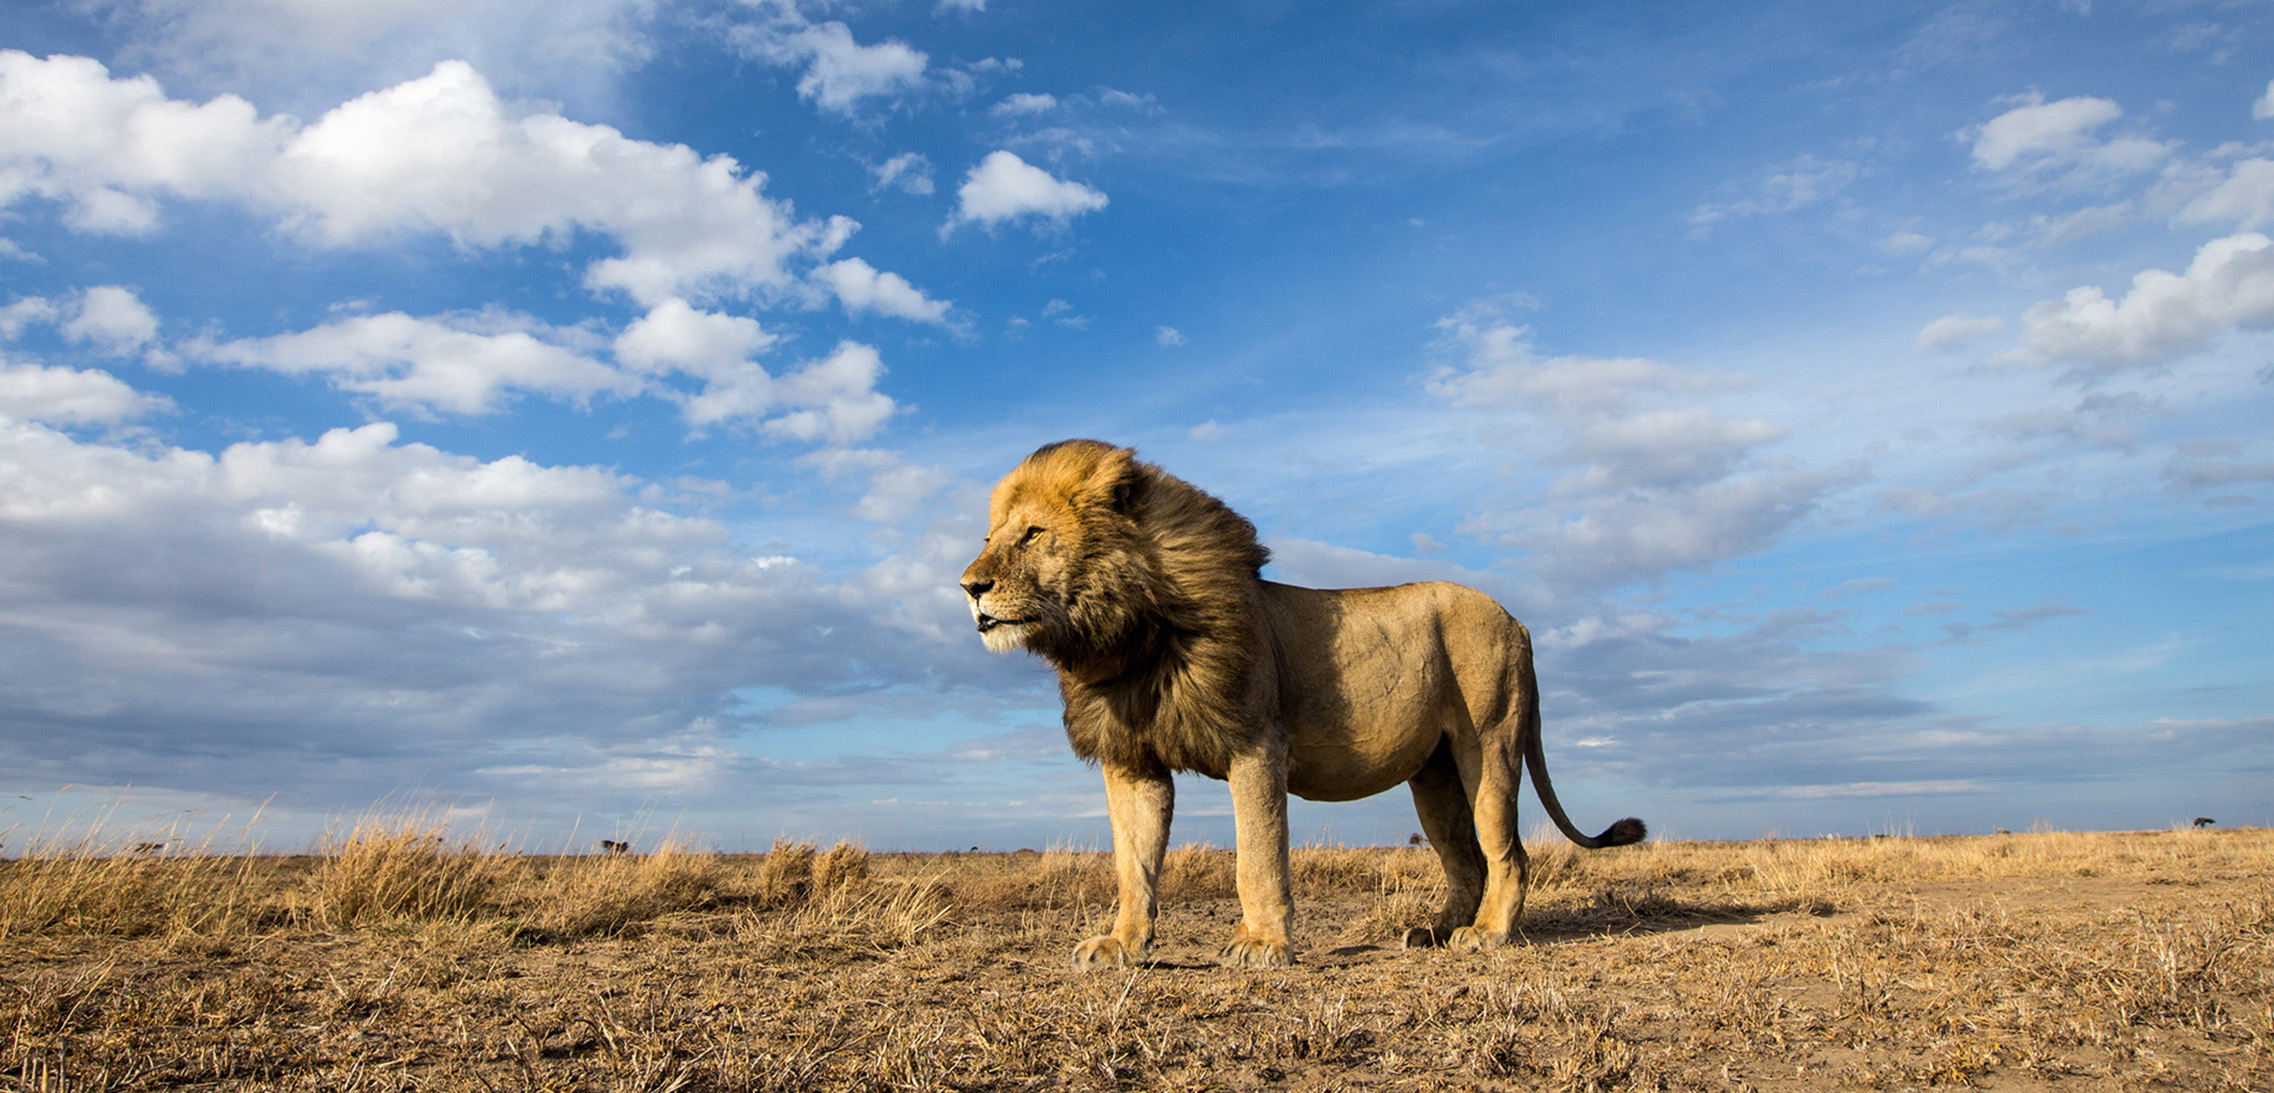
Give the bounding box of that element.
[4,829,2270,1091]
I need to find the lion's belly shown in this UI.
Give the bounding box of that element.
[1283,714,1448,802]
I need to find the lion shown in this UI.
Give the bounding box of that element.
[959,439,1645,969]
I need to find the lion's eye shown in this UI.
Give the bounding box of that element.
[1017,525,1044,546]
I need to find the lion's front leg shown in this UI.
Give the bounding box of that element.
[1222,744,1295,967]
[1074,761,1174,971]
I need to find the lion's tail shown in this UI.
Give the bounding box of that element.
[1522,681,1647,849]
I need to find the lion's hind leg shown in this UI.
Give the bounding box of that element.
[1402,738,1485,949]
[1440,723,1528,954]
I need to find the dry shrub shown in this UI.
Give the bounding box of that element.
[527,841,725,939]
[813,839,871,894]
[736,870,953,957]
[1291,844,1377,896]
[311,815,521,928]
[757,837,819,908]
[1160,842,1234,899]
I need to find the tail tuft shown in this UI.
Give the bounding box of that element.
[1597,817,1647,846]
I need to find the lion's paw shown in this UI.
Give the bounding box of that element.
[1071,935,1144,971]
[1446,926,1509,952]
[1220,934,1294,968]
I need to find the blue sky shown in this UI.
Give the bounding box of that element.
[1,0,2269,853]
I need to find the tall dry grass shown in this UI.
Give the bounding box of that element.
[310,810,522,928]
[0,800,268,939]
[6,808,2268,951]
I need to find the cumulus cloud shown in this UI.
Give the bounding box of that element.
[0,51,291,235]
[2176,158,2274,231]
[869,152,935,195]
[2000,232,2274,374]
[991,92,1057,116]
[613,297,777,375]
[611,300,896,441]
[0,53,952,310]
[2256,79,2274,121]
[764,341,897,445]
[0,362,173,424]
[0,415,992,815]
[810,258,952,323]
[728,4,929,116]
[1427,304,1837,590]
[1964,92,2170,188]
[944,150,1108,235]
[201,310,635,415]
[61,285,162,356]
[1,285,165,359]
[1914,313,2007,353]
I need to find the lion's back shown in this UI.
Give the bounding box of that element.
[1262,579,1527,713]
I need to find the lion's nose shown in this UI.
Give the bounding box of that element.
[961,578,993,599]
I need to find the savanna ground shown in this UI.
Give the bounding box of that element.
[3,814,2269,1092]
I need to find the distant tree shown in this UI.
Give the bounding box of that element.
[2192,817,2215,828]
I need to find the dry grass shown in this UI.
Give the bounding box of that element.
[4,821,2270,1091]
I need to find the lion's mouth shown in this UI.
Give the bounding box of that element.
[974,613,1032,633]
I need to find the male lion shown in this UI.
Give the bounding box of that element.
[960,440,1644,969]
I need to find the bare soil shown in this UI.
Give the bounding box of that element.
[5,830,2270,1091]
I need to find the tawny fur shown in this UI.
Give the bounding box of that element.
[960,439,1643,969]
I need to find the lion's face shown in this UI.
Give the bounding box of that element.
[959,440,1141,659]
[959,500,1082,656]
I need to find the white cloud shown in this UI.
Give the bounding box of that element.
[201,310,636,415]
[2001,232,2274,374]
[2176,158,2274,231]
[810,258,952,323]
[0,362,173,424]
[944,150,1108,235]
[1880,231,1935,255]
[1915,313,2007,353]
[992,92,1057,117]
[0,51,292,235]
[729,7,928,116]
[1964,93,2170,187]
[278,61,819,305]
[0,414,1003,814]
[870,152,934,195]
[1427,306,1835,590]
[2255,79,2274,121]
[1425,314,1733,414]
[61,285,161,356]
[0,53,863,307]
[609,302,896,441]
[1,285,164,359]
[1155,325,1185,347]
[613,299,776,430]
[1502,470,1842,589]
[613,298,775,375]
[763,341,896,445]
[1559,409,1785,495]
[0,298,58,340]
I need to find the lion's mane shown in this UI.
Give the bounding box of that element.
[998,440,1272,777]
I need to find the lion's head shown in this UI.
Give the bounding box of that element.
[959,440,1271,770]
